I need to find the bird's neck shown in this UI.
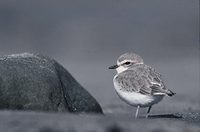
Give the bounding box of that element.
[116,66,129,74]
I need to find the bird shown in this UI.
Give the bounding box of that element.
[109,52,175,118]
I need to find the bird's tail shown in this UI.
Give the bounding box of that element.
[166,89,176,96]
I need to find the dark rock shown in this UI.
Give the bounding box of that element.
[0,53,102,113]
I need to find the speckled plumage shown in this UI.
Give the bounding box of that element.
[114,64,170,95]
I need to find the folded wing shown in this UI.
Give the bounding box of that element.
[114,64,175,96]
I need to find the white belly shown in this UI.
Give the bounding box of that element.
[114,80,164,107]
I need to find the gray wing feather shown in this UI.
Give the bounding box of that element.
[114,64,168,95]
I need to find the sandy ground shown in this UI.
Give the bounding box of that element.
[0,111,199,132]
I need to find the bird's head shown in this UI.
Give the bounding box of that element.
[109,52,143,73]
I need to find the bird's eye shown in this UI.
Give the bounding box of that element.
[124,62,131,65]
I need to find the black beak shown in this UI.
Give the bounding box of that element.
[108,64,119,69]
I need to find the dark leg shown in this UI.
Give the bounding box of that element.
[146,106,152,118]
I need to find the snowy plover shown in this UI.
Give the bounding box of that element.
[109,52,175,118]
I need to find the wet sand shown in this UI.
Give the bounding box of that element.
[0,110,199,132]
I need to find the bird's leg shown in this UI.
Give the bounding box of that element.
[145,106,152,118]
[135,105,140,118]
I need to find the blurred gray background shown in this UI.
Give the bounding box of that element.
[0,0,199,114]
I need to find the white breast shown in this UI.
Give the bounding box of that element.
[113,76,164,107]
